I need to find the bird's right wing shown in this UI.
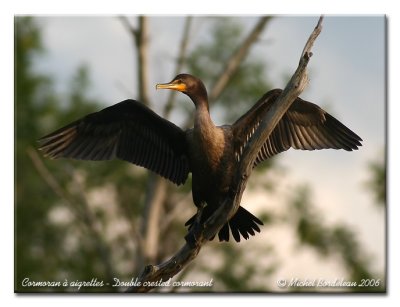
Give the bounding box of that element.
[39,100,190,185]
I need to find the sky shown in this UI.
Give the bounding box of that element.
[33,15,385,275]
[3,0,400,305]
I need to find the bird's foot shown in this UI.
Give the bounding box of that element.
[185,202,207,248]
[195,202,206,223]
[184,232,198,248]
[185,217,204,248]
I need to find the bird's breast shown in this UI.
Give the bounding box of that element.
[187,110,235,207]
[191,124,227,173]
[188,124,235,204]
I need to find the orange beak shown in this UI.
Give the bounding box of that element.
[156,81,187,92]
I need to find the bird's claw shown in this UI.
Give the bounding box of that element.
[185,218,204,248]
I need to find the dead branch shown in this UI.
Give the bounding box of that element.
[182,16,272,130]
[126,16,324,293]
[120,15,165,271]
[137,16,150,105]
[119,16,150,105]
[141,175,167,264]
[208,16,272,103]
[27,146,116,281]
[163,16,193,118]
[27,146,73,206]
[160,192,193,233]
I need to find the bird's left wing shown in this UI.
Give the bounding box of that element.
[39,100,190,185]
[232,89,362,167]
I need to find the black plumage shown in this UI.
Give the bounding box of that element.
[39,74,362,242]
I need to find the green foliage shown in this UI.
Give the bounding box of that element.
[186,17,272,123]
[15,16,384,294]
[195,243,277,292]
[186,17,274,173]
[365,155,386,207]
[291,187,331,255]
[289,185,385,292]
[15,16,64,292]
[15,16,139,292]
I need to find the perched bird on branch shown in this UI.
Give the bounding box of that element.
[39,73,362,243]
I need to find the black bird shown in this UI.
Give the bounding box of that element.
[39,73,362,242]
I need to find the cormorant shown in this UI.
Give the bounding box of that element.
[39,73,362,242]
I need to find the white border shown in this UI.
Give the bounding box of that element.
[2,1,398,306]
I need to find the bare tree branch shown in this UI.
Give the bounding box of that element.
[27,146,116,281]
[118,16,139,41]
[27,146,73,207]
[120,15,164,271]
[160,192,192,233]
[119,16,151,105]
[208,16,272,103]
[126,16,324,293]
[141,175,167,264]
[182,16,272,130]
[137,16,150,105]
[163,16,193,118]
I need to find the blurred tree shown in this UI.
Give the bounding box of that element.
[365,152,386,207]
[15,16,384,293]
[187,18,271,122]
[288,185,385,292]
[15,16,67,292]
[15,17,127,292]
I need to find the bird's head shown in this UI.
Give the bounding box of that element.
[156,73,208,106]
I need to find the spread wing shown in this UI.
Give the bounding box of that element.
[39,99,190,185]
[232,89,363,167]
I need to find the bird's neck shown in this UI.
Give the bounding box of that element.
[194,99,214,132]
[190,91,222,151]
[192,98,226,172]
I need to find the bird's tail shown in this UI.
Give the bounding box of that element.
[185,206,263,242]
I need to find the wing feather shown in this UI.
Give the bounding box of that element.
[232,89,362,167]
[39,99,190,185]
